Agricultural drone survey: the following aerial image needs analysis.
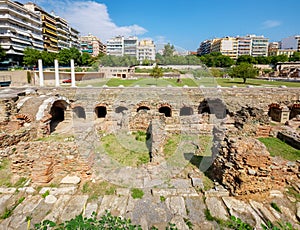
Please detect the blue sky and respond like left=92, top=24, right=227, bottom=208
left=20, top=0, right=299, bottom=51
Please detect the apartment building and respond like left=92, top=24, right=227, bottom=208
left=211, top=37, right=238, bottom=59
left=197, top=40, right=213, bottom=56
left=106, top=36, right=124, bottom=56
left=80, top=34, right=106, bottom=57
left=237, top=36, right=251, bottom=56
left=69, top=27, right=80, bottom=49
left=124, top=36, right=138, bottom=57
left=247, top=35, right=269, bottom=57
left=0, top=0, right=43, bottom=64
left=55, top=16, right=69, bottom=50
left=281, top=35, right=300, bottom=52
left=137, top=39, right=156, bottom=61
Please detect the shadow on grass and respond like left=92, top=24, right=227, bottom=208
left=225, top=81, right=261, bottom=86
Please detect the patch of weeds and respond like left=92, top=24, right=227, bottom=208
left=271, top=202, right=282, bottom=213
left=0, top=158, right=12, bottom=187
left=42, top=190, right=50, bottom=198
left=1, top=196, right=25, bottom=219
left=49, top=182, right=59, bottom=188
left=13, top=177, right=27, bottom=188
left=163, top=134, right=181, bottom=159
left=81, top=181, right=118, bottom=201
left=160, top=196, right=166, bottom=202
left=285, top=186, right=300, bottom=202
left=183, top=218, right=193, bottom=229
left=133, top=131, right=147, bottom=142
left=261, top=221, right=294, bottom=230
left=204, top=208, right=214, bottom=221
left=131, top=188, right=144, bottom=199
left=202, top=175, right=214, bottom=191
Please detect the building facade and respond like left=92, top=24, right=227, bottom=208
left=248, top=35, right=269, bottom=57
left=211, top=37, right=238, bottom=59
left=197, top=40, right=213, bottom=56
left=281, top=35, right=300, bottom=52
left=106, top=36, right=124, bottom=56
left=237, top=37, right=251, bottom=56
left=124, top=36, right=137, bottom=57
left=137, top=39, right=155, bottom=61
left=80, top=34, right=106, bottom=57
left=0, top=0, right=43, bottom=64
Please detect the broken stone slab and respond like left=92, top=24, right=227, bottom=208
left=205, top=197, right=228, bottom=220
left=222, top=197, right=265, bottom=229
left=176, top=188, right=199, bottom=197
left=205, top=189, right=229, bottom=197
left=170, top=215, right=189, bottom=230
left=250, top=200, right=277, bottom=223
left=165, top=196, right=187, bottom=217
left=43, top=195, right=72, bottom=222
left=60, top=195, right=88, bottom=222
left=151, top=188, right=177, bottom=197
left=191, top=177, right=204, bottom=189
left=269, top=190, right=284, bottom=198
left=115, top=188, right=130, bottom=196
left=0, top=194, right=12, bottom=214
left=18, top=187, right=36, bottom=194
left=170, top=179, right=192, bottom=189
left=39, top=186, right=77, bottom=195
left=97, top=195, right=129, bottom=218
left=0, top=187, right=16, bottom=194
left=45, top=195, right=57, bottom=204
left=60, top=175, right=81, bottom=185
left=143, top=178, right=164, bottom=188
left=84, top=202, right=98, bottom=218
left=185, top=197, right=207, bottom=224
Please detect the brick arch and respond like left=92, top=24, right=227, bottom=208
left=49, top=99, right=69, bottom=132
left=95, top=103, right=108, bottom=118
left=198, top=99, right=227, bottom=119
left=158, top=103, right=172, bottom=117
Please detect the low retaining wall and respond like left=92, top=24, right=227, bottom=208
left=277, top=131, right=300, bottom=150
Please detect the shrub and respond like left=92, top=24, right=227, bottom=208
left=131, top=188, right=144, bottom=199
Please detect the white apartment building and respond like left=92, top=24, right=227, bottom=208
left=106, top=36, right=124, bottom=56
left=124, top=36, right=138, bottom=57
left=247, top=35, right=269, bottom=57
left=0, top=0, right=43, bottom=64
left=237, top=37, right=251, bottom=56
left=137, top=39, right=155, bottom=61
left=55, top=16, right=69, bottom=50
left=281, top=35, right=300, bottom=51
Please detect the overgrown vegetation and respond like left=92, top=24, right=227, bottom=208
left=271, top=202, right=282, bottom=213
left=101, top=134, right=149, bottom=167
left=33, top=211, right=142, bottom=230
left=261, top=221, right=295, bottom=230
left=131, top=188, right=144, bottom=199
left=1, top=196, right=25, bottom=219
left=81, top=181, right=118, bottom=201
left=258, top=138, right=300, bottom=161
left=163, top=134, right=181, bottom=159
left=0, top=158, right=12, bottom=187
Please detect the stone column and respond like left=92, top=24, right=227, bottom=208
left=38, top=59, right=44, bottom=87
left=70, top=59, right=76, bottom=87
left=54, top=59, right=60, bottom=87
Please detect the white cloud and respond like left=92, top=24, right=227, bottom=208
left=262, top=20, right=282, bottom=29
left=20, top=0, right=147, bottom=42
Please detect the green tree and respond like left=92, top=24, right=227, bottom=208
left=81, top=52, right=93, bottom=66
left=150, top=64, right=163, bottom=84
left=236, top=55, right=257, bottom=65
left=41, top=51, right=57, bottom=67
left=289, top=52, right=300, bottom=62
left=23, top=48, right=41, bottom=66
left=230, top=62, right=258, bottom=83
left=0, top=45, right=6, bottom=61
left=270, top=54, right=289, bottom=65
left=163, top=43, right=175, bottom=57
left=58, top=48, right=81, bottom=66
left=254, top=56, right=271, bottom=64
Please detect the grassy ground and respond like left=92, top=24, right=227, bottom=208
left=77, top=77, right=300, bottom=88
left=0, top=159, right=12, bottom=187
left=100, top=134, right=149, bottom=167
left=81, top=180, right=118, bottom=201
left=258, top=137, right=300, bottom=161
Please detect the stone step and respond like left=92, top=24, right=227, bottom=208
left=60, top=195, right=89, bottom=222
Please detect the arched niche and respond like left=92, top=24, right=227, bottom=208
left=50, top=100, right=68, bottom=132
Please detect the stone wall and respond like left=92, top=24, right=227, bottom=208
left=277, top=131, right=300, bottom=150
left=212, top=137, right=299, bottom=196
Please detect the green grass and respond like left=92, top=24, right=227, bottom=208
left=77, top=77, right=300, bottom=88
left=0, top=159, right=12, bottom=187
left=258, top=137, right=300, bottom=161
left=35, top=134, right=75, bottom=142
left=101, top=134, right=149, bottom=167
left=163, top=134, right=181, bottom=159
left=81, top=181, right=118, bottom=201
left=131, top=188, right=144, bottom=199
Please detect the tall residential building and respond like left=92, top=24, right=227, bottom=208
left=24, top=2, right=80, bottom=52
left=247, top=35, right=269, bottom=57
left=0, top=0, right=43, bottom=64
left=197, top=40, right=213, bottom=56
left=137, top=39, right=156, bottom=61
left=106, top=36, right=124, bottom=56
left=124, top=36, right=137, bottom=57
left=211, top=37, right=238, bottom=59
left=281, top=35, right=300, bottom=51
left=80, top=34, right=106, bottom=57
left=237, top=37, right=251, bottom=56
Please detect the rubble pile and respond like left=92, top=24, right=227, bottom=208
left=212, top=137, right=299, bottom=195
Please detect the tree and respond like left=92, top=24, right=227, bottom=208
left=23, top=48, right=41, bottom=66
left=230, top=62, right=258, bottom=83
left=289, top=52, right=300, bottom=62
left=80, top=52, right=93, bottom=66
left=149, top=64, right=163, bottom=84
left=163, top=43, right=175, bottom=57
left=58, top=48, right=81, bottom=66
left=0, top=45, right=6, bottom=62
left=270, top=54, right=289, bottom=65
left=236, top=55, right=257, bottom=65
left=41, top=51, right=57, bottom=67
